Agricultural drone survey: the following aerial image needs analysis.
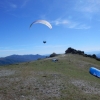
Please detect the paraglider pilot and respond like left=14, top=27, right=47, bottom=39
left=43, top=41, right=46, bottom=44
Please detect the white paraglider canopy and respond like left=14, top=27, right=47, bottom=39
left=30, top=20, right=52, bottom=29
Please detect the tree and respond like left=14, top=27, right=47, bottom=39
left=92, top=54, right=97, bottom=58
left=49, top=52, right=57, bottom=57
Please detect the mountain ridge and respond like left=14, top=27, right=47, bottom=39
left=0, top=54, right=47, bottom=66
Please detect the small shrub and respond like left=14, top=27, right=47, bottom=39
left=49, top=52, right=57, bottom=57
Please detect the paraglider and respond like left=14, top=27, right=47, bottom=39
left=29, top=20, right=52, bottom=43
left=30, top=20, right=52, bottom=29
left=89, top=67, right=100, bottom=78
left=43, top=41, right=46, bottom=44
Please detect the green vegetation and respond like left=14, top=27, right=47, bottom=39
left=0, top=54, right=100, bottom=100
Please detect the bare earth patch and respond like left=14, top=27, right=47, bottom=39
left=0, top=69, right=16, bottom=77
left=71, top=79, right=100, bottom=94
left=0, top=71, right=67, bottom=100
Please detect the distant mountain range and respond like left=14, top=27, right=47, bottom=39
left=0, top=50, right=100, bottom=66
left=96, top=54, right=100, bottom=58
left=85, top=51, right=100, bottom=58
left=0, top=54, right=47, bottom=66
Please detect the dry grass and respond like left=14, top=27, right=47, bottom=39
left=0, top=54, right=100, bottom=100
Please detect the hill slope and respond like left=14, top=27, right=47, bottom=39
left=0, top=54, right=100, bottom=100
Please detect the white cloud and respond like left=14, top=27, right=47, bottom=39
left=21, top=0, right=30, bottom=8
left=75, top=0, right=100, bottom=13
left=73, top=24, right=91, bottom=29
left=0, top=1, right=17, bottom=11
left=9, top=3, right=17, bottom=8
left=52, top=18, right=69, bottom=25
left=0, top=0, right=30, bottom=11
left=52, top=18, right=90, bottom=29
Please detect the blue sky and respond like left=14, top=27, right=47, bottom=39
left=0, top=0, right=100, bottom=57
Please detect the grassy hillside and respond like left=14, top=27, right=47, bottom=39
left=0, top=54, right=100, bottom=100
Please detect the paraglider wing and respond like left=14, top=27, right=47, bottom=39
left=30, top=20, right=52, bottom=29
left=89, top=67, right=100, bottom=78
